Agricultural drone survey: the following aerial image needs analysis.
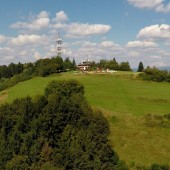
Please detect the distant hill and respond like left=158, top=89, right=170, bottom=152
left=133, top=66, right=170, bottom=72
left=159, top=66, right=170, bottom=70
left=132, top=68, right=138, bottom=72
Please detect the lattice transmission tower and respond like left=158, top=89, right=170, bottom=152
left=56, top=33, right=62, bottom=56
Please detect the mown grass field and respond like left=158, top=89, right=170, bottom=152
left=0, top=72, right=170, bottom=167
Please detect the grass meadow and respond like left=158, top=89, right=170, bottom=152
left=0, top=72, right=170, bottom=167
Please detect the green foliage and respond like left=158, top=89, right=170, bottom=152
left=151, top=164, right=169, bottom=170
left=145, top=113, right=170, bottom=128
left=45, top=79, right=84, bottom=97
left=52, top=56, right=64, bottom=71
left=96, top=58, right=132, bottom=71
left=54, top=121, right=118, bottom=169
left=0, top=65, right=11, bottom=78
left=138, top=61, right=144, bottom=72
left=34, top=56, right=76, bottom=77
left=0, top=56, right=78, bottom=92
left=72, top=58, right=77, bottom=70
left=35, top=58, right=58, bottom=77
left=5, top=155, right=30, bottom=170
left=63, top=57, right=73, bottom=71
left=107, top=59, right=119, bottom=70
left=116, top=160, right=129, bottom=170
left=1, top=73, right=170, bottom=167
left=0, top=79, right=119, bottom=169
left=119, top=62, right=131, bottom=71
left=0, top=71, right=32, bottom=92
left=0, top=62, right=24, bottom=79
left=138, top=66, right=170, bottom=82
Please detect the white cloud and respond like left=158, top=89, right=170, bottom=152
left=137, top=24, right=170, bottom=40
left=50, top=11, right=111, bottom=38
left=156, top=3, right=170, bottom=13
left=52, top=22, right=111, bottom=38
left=0, top=35, right=6, bottom=43
left=1, top=10, right=170, bottom=68
left=126, top=40, right=158, bottom=48
left=68, top=40, right=126, bottom=62
left=11, top=34, right=43, bottom=46
left=128, top=0, right=163, bottom=8
left=80, top=41, right=97, bottom=47
left=10, top=11, right=50, bottom=31
left=100, top=41, right=116, bottom=48
left=52, top=23, right=67, bottom=29
left=0, top=47, right=15, bottom=64
left=0, top=47, right=13, bottom=53
left=37, top=11, right=49, bottom=18
left=55, top=11, right=68, bottom=22
left=127, top=0, right=170, bottom=13
left=127, top=50, right=140, bottom=57
left=1, top=11, right=113, bottom=65
left=34, top=51, right=41, bottom=60
left=150, top=61, right=166, bottom=67
left=65, top=23, right=111, bottom=38
left=150, top=55, right=162, bottom=59
left=0, top=55, right=15, bottom=65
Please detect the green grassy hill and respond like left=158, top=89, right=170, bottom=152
left=0, top=72, right=170, bottom=167
left=3, top=72, right=170, bottom=115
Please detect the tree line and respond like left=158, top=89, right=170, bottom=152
left=0, top=56, right=76, bottom=79
left=137, top=61, right=170, bottom=82
left=0, top=57, right=133, bottom=92
left=0, top=62, right=24, bottom=79
left=89, top=58, right=132, bottom=71
left=0, top=56, right=76, bottom=91
left=138, top=66, right=170, bottom=82
left=0, top=57, right=132, bottom=80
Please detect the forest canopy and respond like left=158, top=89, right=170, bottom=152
left=0, top=79, right=120, bottom=170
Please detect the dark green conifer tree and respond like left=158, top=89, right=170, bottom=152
left=137, top=61, right=144, bottom=72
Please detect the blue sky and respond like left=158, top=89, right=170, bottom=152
left=1, top=0, right=170, bottom=68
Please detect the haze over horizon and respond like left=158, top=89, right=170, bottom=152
left=1, top=0, right=170, bottom=68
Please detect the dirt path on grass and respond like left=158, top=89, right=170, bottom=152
left=0, top=90, right=8, bottom=103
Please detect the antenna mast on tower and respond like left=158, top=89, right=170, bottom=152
left=56, top=33, right=62, bottom=56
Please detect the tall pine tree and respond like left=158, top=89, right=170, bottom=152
left=137, top=61, right=144, bottom=72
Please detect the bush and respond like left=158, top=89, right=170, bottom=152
left=5, top=155, right=30, bottom=170
left=45, top=79, right=84, bottom=97
left=151, top=163, right=169, bottom=170
left=0, top=72, right=32, bottom=92
left=138, top=67, right=170, bottom=82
